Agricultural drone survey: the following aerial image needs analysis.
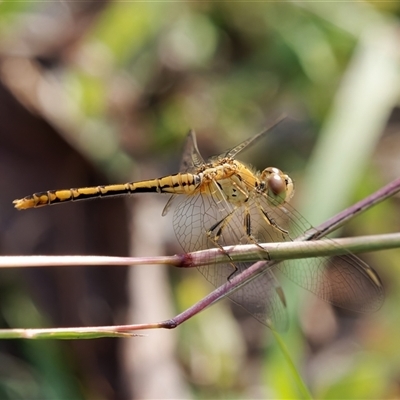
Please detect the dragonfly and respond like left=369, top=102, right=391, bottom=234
left=13, top=119, right=384, bottom=331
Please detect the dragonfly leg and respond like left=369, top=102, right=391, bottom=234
left=244, top=209, right=269, bottom=249
left=260, top=208, right=288, bottom=238
left=207, top=212, right=238, bottom=281
left=242, top=208, right=272, bottom=268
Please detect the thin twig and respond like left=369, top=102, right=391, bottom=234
left=1, top=232, right=399, bottom=269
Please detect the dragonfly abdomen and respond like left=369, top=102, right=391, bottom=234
left=13, top=173, right=202, bottom=209
left=155, top=173, right=201, bottom=195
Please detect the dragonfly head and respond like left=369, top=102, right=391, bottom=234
left=260, top=167, right=294, bottom=205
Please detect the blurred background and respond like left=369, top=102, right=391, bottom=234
left=1, top=1, right=400, bottom=399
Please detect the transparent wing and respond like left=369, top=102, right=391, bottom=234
left=180, top=129, right=205, bottom=171
left=228, top=269, right=288, bottom=331
left=172, top=184, right=288, bottom=331
left=251, top=193, right=385, bottom=313
left=172, top=180, right=384, bottom=329
left=224, top=116, right=286, bottom=159
left=162, top=130, right=205, bottom=217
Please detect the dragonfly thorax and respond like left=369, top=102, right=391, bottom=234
left=198, top=159, right=250, bottom=204
left=203, top=158, right=240, bottom=177
left=259, top=167, right=294, bottom=206
left=216, top=174, right=251, bottom=205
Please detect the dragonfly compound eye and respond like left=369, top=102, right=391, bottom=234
left=261, top=167, right=293, bottom=205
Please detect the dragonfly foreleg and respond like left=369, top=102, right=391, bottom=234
left=260, top=208, right=288, bottom=238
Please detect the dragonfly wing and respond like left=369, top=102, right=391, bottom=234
left=162, top=194, right=177, bottom=216
left=162, top=130, right=205, bottom=217
left=172, top=189, right=224, bottom=253
left=180, top=129, right=205, bottom=171
left=253, top=195, right=385, bottom=313
left=172, top=187, right=288, bottom=329
left=277, top=254, right=384, bottom=313
left=224, top=116, right=286, bottom=159
left=220, top=268, right=288, bottom=331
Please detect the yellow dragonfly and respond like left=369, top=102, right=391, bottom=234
left=13, top=120, right=384, bottom=330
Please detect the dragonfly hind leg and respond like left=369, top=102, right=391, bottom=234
left=207, top=208, right=271, bottom=282
left=243, top=208, right=273, bottom=266
left=244, top=209, right=266, bottom=248
left=206, top=212, right=239, bottom=281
